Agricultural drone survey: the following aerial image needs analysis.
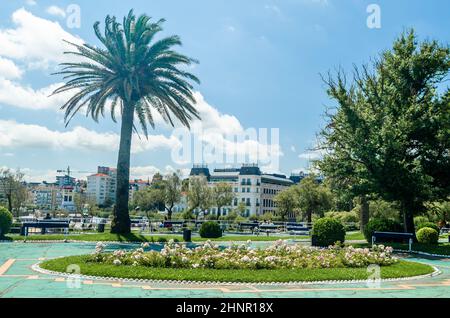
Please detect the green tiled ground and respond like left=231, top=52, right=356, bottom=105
left=0, top=242, right=449, bottom=298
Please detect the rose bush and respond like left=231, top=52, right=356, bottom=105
left=89, top=239, right=397, bottom=270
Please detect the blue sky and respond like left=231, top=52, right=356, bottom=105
left=0, top=0, right=449, bottom=182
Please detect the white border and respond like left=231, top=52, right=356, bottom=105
left=31, top=262, right=441, bottom=287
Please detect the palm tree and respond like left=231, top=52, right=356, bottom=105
left=52, top=10, right=200, bottom=234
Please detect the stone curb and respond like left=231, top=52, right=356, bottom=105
left=31, top=261, right=441, bottom=287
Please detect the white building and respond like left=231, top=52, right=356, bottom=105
left=87, top=167, right=117, bottom=206
left=189, top=164, right=294, bottom=217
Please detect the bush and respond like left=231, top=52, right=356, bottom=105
left=416, top=227, right=439, bottom=245
left=363, top=218, right=402, bottom=242
left=416, top=222, right=440, bottom=234
left=199, top=221, right=222, bottom=238
left=312, top=217, right=346, bottom=247
left=0, top=207, right=13, bottom=237
left=414, top=216, right=429, bottom=227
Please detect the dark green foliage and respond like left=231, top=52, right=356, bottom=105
left=416, top=222, right=440, bottom=234
left=0, top=207, right=13, bottom=237
left=364, top=218, right=403, bottom=242
left=199, top=221, right=222, bottom=238
left=416, top=227, right=439, bottom=245
left=312, top=217, right=346, bottom=247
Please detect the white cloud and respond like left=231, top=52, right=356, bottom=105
left=290, top=145, right=296, bottom=152
left=26, top=0, right=37, bottom=6
left=0, top=8, right=83, bottom=70
left=298, top=149, right=325, bottom=160
left=0, top=120, right=180, bottom=154
left=0, top=79, right=70, bottom=110
left=0, top=57, right=23, bottom=79
left=46, top=6, right=66, bottom=18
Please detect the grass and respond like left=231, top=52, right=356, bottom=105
left=7, top=233, right=308, bottom=243
left=351, top=242, right=450, bottom=256
left=40, top=255, right=433, bottom=283
left=345, top=232, right=366, bottom=241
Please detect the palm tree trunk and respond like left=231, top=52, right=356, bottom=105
left=111, top=102, right=134, bottom=234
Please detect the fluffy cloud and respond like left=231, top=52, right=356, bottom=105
left=46, top=6, right=66, bottom=18
left=0, top=57, right=23, bottom=79
left=0, top=79, right=70, bottom=110
left=0, top=8, right=83, bottom=69
left=0, top=120, right=180, bottom=154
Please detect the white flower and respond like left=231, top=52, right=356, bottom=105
left=113, top=259, right=122, bottom=266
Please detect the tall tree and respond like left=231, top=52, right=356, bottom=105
left=187, top=176, right=212, bottom=218
left=52, top=10, right=200, bottom=234
left=162, top=172, right=182, bottom=220
left=0, top=169, right=25, bottom=216
left=296, top=175, right=333, bottom=223
left=212, top=183, right=234, bottom=218
left=274, top=187, right=298, bottom=221
left=318, top=30, right=450, bottom=235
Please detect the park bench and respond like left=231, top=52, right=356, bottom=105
left=162, top=221, right=186, bottom=230
left=286, top=223, right=310, bottom=235
left=238, top=222, right=259, bottom=233
left=21, top=220, right=70, bottom=236
left=372, top=231, right=414, bottom=252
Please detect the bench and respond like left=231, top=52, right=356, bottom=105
left=21, top=221, right=70, bottom=236
left=372, top=231, right=414, bottom=252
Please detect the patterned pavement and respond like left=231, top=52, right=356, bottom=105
left=0, top=242, right=449, bottom=298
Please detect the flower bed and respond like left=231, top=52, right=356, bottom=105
left=90, top=239, right=397, bottom=270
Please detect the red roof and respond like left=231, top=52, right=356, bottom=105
left=90, top=173, right=108, bottom=177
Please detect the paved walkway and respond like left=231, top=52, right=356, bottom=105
left=0, top=242, right=449, bottom=298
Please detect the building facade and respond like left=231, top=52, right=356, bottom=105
left=87, top=167, right=117, bottom=206
left=189, top=164, right=294, bottom=217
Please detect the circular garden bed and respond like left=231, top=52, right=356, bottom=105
left=39, top=240, right=435, bottom=283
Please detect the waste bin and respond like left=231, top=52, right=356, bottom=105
left=97, top=223, right=105, bottom=233
left=183, top=229, right=192, bottom=242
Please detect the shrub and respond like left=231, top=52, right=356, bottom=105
left=364, top=218, right=402, bottom=242
left=199, top=221, right=222, bottom=238
left=414, top=216, right=429, bottom=227
left=0, top=207, right=13, bottom=237
left=416, top=227, right=439, bottom=245
left=416, top=222, right=440, bottom=234
left=312, top=217, right=345, bottom=247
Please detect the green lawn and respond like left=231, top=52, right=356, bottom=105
left=351, top=242, right=450, bottom=256
left=7, top=233, right=308, bottom=243
left=40, top=255, right=433, bottom=283
left=345, top=232, right=366, bottom=241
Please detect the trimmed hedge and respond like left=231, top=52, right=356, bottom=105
left=199, top=221, right=222, bottom=238
left=363, top=218, right=402, bottom=242
left=0, top=207, right=13, bottom=237
left=312, top=217, right=345, bottom=247
left=416, top=222, right=440, bottom=234
left=416, top=227, right=439, bottom=245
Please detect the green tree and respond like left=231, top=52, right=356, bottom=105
left=318, top=30, right=450, bottom=236
left=187, top=176, right=212, bottom=218
left=296, top=176, right=333, bottom=223
left=212, top=183, right=235, bottom=218
left=52, top=10, right=200, bottom=234
left=162, top=172, right=182, bottom=220
left=132, top=187, right=164, bottom=213
left=274, top=187, right=298, bottom=221
left=0, top=169, right=26, bottom=217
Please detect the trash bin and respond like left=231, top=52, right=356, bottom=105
left=97, top=223, right=105, bottom=233
left=311, top=235, right=319, bottom=247
left=183, top=229, right=192, bottom=242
